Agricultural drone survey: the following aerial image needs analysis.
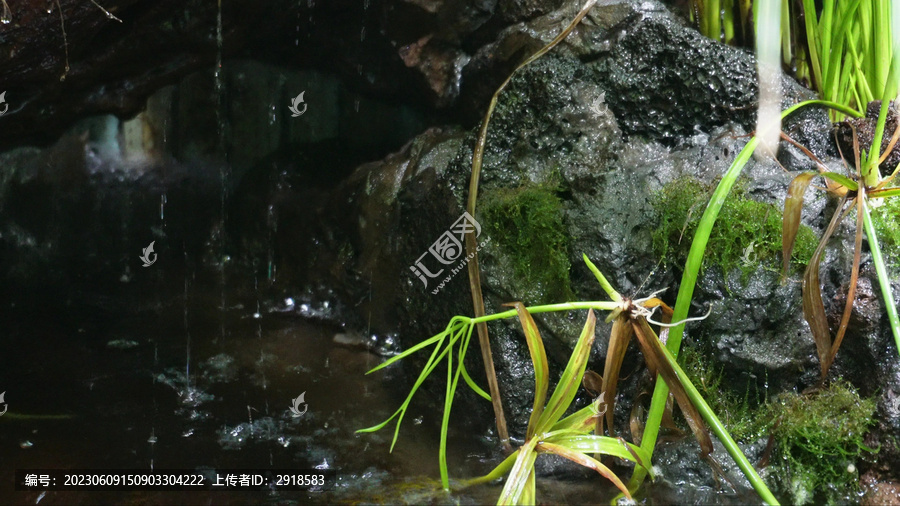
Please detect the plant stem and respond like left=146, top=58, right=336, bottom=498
left=468, top=301, right=619, bottom=326
left=653, top=332, right=780, bottom=505
left=861, top=197, right=900, bottom=356
left=464, top=0, right=599, bottom=450
left=627, top=101, right=849, bottom=500
left=627, top=133, right=759, bottom=493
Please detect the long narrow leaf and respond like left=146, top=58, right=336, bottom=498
left=783, top=171, right=818, bottom=276
left=583, top=253, right=623, bottom=302
left=507, top=302, right=550, bottom=439
left=826, top=192, right=865, bottom=370
left=861, top=197, right=900, bottom=359
left=535, top=310, right=597, bottom=432
left=631, top=317, right=714, bottom=457
left=464, top=450, right=520, bottom=486
left=536, top=442, right=632, bottom=500
left=802, top=196, right=851, bottom=378
left=821, top=171, right=859, bottom=191
left=497, top=438, right=540, bottom=505
left=541, top=433, right=653, bottom=474
left=599, top=314, right=633, bottom=436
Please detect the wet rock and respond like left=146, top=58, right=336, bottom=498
left=293, top=2, right=900, bottom=492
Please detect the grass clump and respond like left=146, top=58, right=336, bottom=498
left=651, top=176, right=817, bottom=280
left=766, top=381, right=878, bottom=505
left=482, top=184, right=574, bottom=304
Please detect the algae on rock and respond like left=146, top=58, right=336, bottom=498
left=481, top=183, right=574, bottom=305
left=651, top=176, right=818, bottom=281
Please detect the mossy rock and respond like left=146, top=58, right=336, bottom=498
left=651, top=176, right=818, bottom=282
left=481, top=183, right=574, bottom=305
left=766, top=381, right=878, bottom=505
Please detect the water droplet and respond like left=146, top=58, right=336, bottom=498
left=19, top=440, right=33, bottom=449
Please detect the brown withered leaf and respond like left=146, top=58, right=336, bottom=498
left=599, top=314, right=633, bottom=436
left=826, top=193, right=865, bottom=370
left=783, top=171, right=818, bottom=276
left=631, top=317, right=713, bottom=457
left=802, top=195, right=851, bottom=378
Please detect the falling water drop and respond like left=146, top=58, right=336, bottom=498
left=360, top=27, right=366, bottom=42
left=354, top=97, right=360, bottom=113
left=184, top=255, right=192, bottom=394
left=159, top=193, right=167, bottom=220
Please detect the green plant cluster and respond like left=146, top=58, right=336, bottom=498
left=651, top=176, right=817, bottom=280
left=482, top=184, right=574, bottom=304
left=767, top=381, right=878, bottom=505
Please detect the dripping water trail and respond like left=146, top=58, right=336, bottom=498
left=53, top=0, right=69, bottom=80
left=214, top=0, right=231, bottom=343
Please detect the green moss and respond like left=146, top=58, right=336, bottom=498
left=482, top=184, right=574, bottom=304
left=766, top=381, right=878, bottom=505
left=651, top=177, right=818, bottom=281
left=871, top=195, right=900, bottom=261
left=678, top=347, right=764, bottom=441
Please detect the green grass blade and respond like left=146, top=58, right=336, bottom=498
left=536, top=442, right=632, bottom=500
left=507, top=302, right=550, bottom=440
left=534, top=310, right=597, bottom=432
left=365, top=320, right=464, bottom=374
left=582, top=254, right=622, bottom=302
left=497, top=438, right=540, bottom=505
left=439, top=335, right=454, bottom=489
left=541, top=433, right=653, bottom=474
left=821, top=171, right=860, bottom=190
left=464, top=450, right=520, bottom=486
left=550, top=404, right=597, bottom=433
left=873, top=188, right=900, bottom=198
left=861, top=197, right=900, bottom=357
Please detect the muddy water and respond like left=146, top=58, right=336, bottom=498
left=0, top=264, right=510, bottom=505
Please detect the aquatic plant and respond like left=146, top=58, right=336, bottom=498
left=464, top=304, right=649, bottom=504
left=359, top=255, right=779, bottom=504
left=690, top=0, right=898, bottom=124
